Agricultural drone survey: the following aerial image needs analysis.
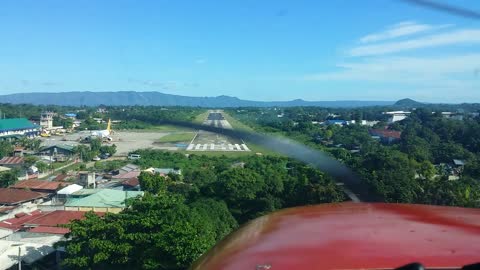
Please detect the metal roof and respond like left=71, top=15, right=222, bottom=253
left=0, top=118, right=38, bottom=132
left=39, top=144, right=76, bottom=153
left=0, top=156, right=24, bottom=165
left=11, top=180, right=69, bottom=191
left=0, top=189, right=48, bottom=205
left=65, top=189, right=143, bottom=208
left=453, top=159, right=466, bottom=166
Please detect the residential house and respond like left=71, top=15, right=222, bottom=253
left=369, top=129, right=402, bottom=144
left=0, top=188, right=49, bottom=206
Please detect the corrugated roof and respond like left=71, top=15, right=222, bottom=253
left=0, top=210, right=104, bottom=234
left=25, top=210, right=102, bottom=227
left=0, top=210, right=43, bottom=230
left=65, top=189, right=143, bottom=208
left=0, top=188, right=48, bottom=205
left=0, top=157, right=24, bottom=165
left=28, top=226, right=70, bottom=235
left=0, top=118, right=38, bottom=132
left=11, top=180, right=69, bottom=191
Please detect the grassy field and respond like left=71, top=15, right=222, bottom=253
left=158, top=132, right=196, bottom=143
left=222, top=112, right=283, bottom=156
left=193, top=111, right=209, bottom=124
left=222, top=112, right=254, bottom=131
left=146, top=125, right=194, bottom=132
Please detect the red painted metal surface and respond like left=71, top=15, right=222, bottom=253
left=191, top=203, right=480, bottom=270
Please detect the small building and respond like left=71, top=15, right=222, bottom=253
left=78, top=171, right=96, bottom=188
left=121, top=177, right=140, bottom=191
left=64, top=113, right=77, bottom=119
left=369, top=129, right=402, bottom=144
left=10, top=180, right=69, bottom=194
left=0, top=156, right=24, bottom=169
left=64, top=189, right=144, bottom=213
left=0, top=188, right=49, bottom=206
left=13, top=146, right=24, bottom=157
left=0, top=118, right=41, bottom=141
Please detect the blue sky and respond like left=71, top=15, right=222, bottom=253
left=1, top=0, right=480, bottom=102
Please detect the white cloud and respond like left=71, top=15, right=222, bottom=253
left=302, top=54, right=480, bottom=86
left=359, top=21, right=448, bottom=43
left=349, top=29, right=480, bottom=56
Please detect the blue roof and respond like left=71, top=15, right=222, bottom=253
left=65, top=113, right=77, bottom=117
left=325, top=120, right=347, bottom=124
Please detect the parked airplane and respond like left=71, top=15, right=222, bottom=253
left=90, top=119, right=113, bottom=141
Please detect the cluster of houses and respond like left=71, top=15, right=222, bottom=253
left=0, top=161, right=180, bottom=269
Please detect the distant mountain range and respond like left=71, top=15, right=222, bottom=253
left=0, top=91, right=396, bottom=107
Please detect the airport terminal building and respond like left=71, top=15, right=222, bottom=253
left=0, top=118, right=41, bottom=141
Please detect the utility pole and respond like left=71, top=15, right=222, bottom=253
left=18, top=246, right=21, bottom=270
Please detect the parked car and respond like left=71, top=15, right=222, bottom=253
left=128, top=154, right=141, bottom=160
left=92, top=156, right=101, bottom=161
left=100, top=153, right=110, bottom=159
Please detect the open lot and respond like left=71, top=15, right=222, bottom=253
left=40, top=130, right=187, bottom=156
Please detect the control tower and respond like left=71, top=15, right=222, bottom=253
left=40, top=112, right=55, bottom=129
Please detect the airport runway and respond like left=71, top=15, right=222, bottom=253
left=187, top=110, right=250, bottom=152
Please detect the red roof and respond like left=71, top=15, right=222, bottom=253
left=0, top=156, right=24, bottom=165
left=192, top=203, right=480, bottom=270
left=0, top=210, right=43, bottom=230
left=369, top=129, right=402, bottom=139
left=0, top=210, right=104, bottom=233
left=122, top=177, right=139, bottom=187
left=11, top=180, right=69, bottom=191
left=0, top=188, right=48, bottom=205
left=24, top=210, right=99, bottom=227
left=29, top=226, right=70, bottom=235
